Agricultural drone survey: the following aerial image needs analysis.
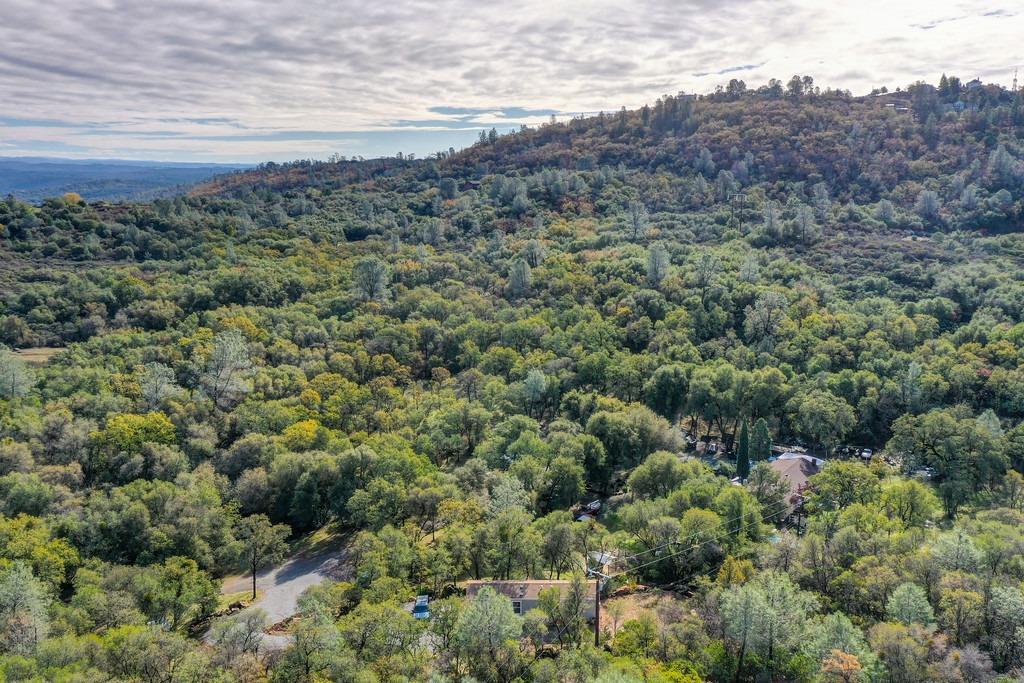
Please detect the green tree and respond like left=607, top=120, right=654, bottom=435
left=721, top=570, right=818, bottom=679
left=139, top=361, right=180, bottom=409
left=201, top=329, right=254, bottom=409
left=455, top=586, right=524, bottom=682
left=274, top=603, right=343, bottom=682
left=153, top=556, right=219, bottom=630
left=745, top=462, right=789, bottom=522
left=736, top=420, right=750, bottom=479
left=351, top=256, right=391, bottom=302
left=914, top=189, right=942, bottom=224
left=938, top=583, right=984, bottom=645
left=791, top=390, right=855, bottom=455
left=868, top=622, right=932, bottom=683
left=642, top=363, right=691, bottom=423
left=0, top=562, right=49, bottom=655
left=646, top=243, right=670, bottom=287
left=0, top=349, right=33, bottom=401
left=987, top=585, right=1024, bottom=670
left=879, top=479, right=940, bottom=529
left=800, top=612, right=878, bottom=680
left=806, top=462, right=881, bottom=513
left=235, top=514, right=290, bottom=600
left=508, top=258, right=532, bottom=298
left=743, top=291, right=789, bottom=348
left=887, top=409, right=1007, bottom=517
left=626, top=200, right=649, bottom=240
left=102, top=625, right=213, bottom=683
left=932, top=528, right=981, bottom=573
left=750, top=417, right=772, bottom=463
left=428, top=596, right=463, bottom=654
left=537, top=576, right=590, bottom=649
left=208, top=608, right=268, bottom=660
left=886, top=582, right=935, bottom=626
left=627, top=451, right=690, bottom=499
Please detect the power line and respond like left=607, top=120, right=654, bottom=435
left=618, top=500, right=792, bottom=577
left=618, top=496, right=792, bottom=562
left=587, top=500, right=793, bottom=647
left=616, top=497, right=793, bottom=565
left=587, top=498, right=794, bottom=584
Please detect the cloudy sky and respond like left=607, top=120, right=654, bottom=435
left=0, top=0, right=1020, bottom=163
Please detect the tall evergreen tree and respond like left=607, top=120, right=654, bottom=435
left=751, top=418, right=772, bottom=463
left=737, top=420, right=751, bottom=479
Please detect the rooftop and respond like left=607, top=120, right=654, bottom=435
left=465, top=579, right=597, bottom=602
left=768, top=455, right=822, bottom=510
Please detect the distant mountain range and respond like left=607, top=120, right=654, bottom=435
left=0, top=157, right=251, bottom=203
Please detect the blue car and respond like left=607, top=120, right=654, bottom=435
left=412, top=595, right=430, bottom=620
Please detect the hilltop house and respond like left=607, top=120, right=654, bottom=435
left=465, top=580, right=597, bottom=618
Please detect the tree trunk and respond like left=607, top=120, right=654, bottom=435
left=734, top=638, right=746, bottom=683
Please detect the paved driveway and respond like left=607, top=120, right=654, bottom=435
left=210, top=546, right=352, bottom=649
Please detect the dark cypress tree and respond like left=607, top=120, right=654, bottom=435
left=751, top=418, right=772, bottom=463
left=737, top=420, right=750, bottom=480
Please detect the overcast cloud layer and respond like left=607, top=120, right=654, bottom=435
left=0, top=0, right=1020, bottom=162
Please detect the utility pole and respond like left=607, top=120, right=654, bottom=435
left=586, top=568, right=610, bottom=647
left=728, top=192, right=747, bottom=230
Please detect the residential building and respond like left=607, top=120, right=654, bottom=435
left=768, top=453, right=823, bottom=517
left=465, top=579, right=597, bottom=618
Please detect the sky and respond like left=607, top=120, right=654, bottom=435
left=0, top=0, right=1021, bottom=163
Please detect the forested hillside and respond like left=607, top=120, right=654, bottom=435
left=1, top=75, right=1024, bottom=682
left=0, top=158, right=250, bottom=203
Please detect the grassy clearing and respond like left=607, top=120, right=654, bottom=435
left=288, top=521, right=350, bottom=556
left=14, top=347, right=63, bottom=365
left=217, top=589, right=263, bottom=611
left=602, top=588, right=687, bottom=638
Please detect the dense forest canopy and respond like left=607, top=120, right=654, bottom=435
left=1, top=75, right=1024, bottom=682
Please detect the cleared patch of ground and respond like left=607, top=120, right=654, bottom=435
left=602, top=588, right=688, bottom=638
left=13, top=347, right=63, bottom=365
left=216, top=589, right=264, bottom=612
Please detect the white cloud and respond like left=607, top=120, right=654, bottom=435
left=0, top=0, right=1019, bottom=161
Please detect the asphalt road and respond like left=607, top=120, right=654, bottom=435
left=212, top=545, right=352, bottom=649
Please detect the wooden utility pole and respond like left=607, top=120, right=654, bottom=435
left=728, top=192, right=747, bottom=231
left=587, top=569, right=609, bottom=647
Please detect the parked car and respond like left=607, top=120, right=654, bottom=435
left=412, top=595, right=430, bottom=620
left=860, top=448, right=873, bottom=460
left=707, top=442, right=718, bottom=455
left=585, top=500, right=602, bottom=512
left=912, top=466, right=935, bottom=481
